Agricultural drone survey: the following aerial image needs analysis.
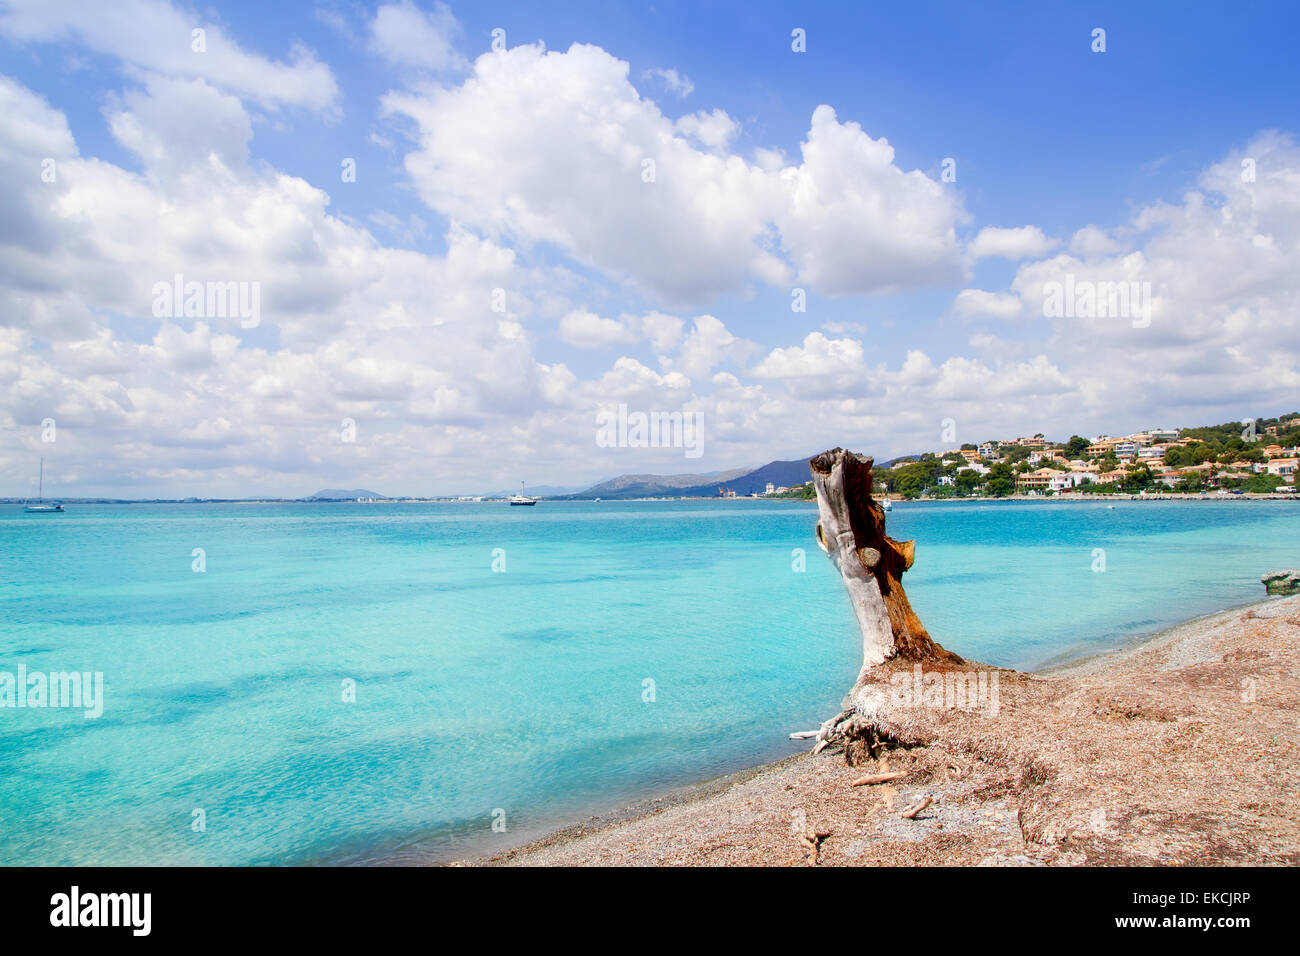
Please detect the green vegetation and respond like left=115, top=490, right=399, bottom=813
left=1180, top=414, right=1300, bottom=454
left=1079, top=480, right=1117, bottom=495
left=1122, top=464, right=1155, bottom=493
left=1222, top=472, right=1291, bottom=494
left=876, top=455, right=945, bottom=499
left=1163, top=441, right=1218, bottom=467
left=954, top=468, right=983, bottom=495
left=1000, top=444, right=1032, bottom=465
left=985, top=462, right=1017, bottom=497
left=771, top=481, right=816, bottom=499
left=769, top=413, right=1298, bottom=501
left=1064, top=435, right=1091, bottom=458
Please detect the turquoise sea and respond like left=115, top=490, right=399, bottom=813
left=1, top=498, right=1296, bottom=865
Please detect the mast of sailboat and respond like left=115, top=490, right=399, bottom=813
left=38, top=456, right=43, bottom=503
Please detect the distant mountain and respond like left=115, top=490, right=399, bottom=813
left=483, top=483, right=588, bottom=498
left=304, top=489, right=384, bottom=500
left=668, top=457, right=817, bottom=497
left=297, top=453, right=842, bottom=502
left=566, top=457, right=817, bottom=499
left=568, top=468, right=752, bottom=499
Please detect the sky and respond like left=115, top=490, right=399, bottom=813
left=1, top=0, right=1298, bottom=497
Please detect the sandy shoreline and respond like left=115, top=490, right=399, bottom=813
left=473, top=592, right=1300, bottom=866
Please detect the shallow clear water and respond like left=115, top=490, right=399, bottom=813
left=1, top=498, right=1295, bottom=865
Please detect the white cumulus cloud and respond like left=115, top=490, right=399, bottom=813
left=968, top=225, right=1058, bottom=260
left=0, top=0, right=338, bottom=111
left=367, top=1, right=466, bottom=72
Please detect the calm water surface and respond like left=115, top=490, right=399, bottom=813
left=1, top=498, right=1295, bottom=864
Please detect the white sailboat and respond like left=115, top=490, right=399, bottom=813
left=24, top=457, right=64, bottom=512
left=509, top=481, right=537, bottom=506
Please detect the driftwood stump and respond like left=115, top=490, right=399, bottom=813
left=809, top=448, right=963, bottom=761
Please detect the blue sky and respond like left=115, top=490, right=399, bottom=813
left=1, top=1, right=1298, bottom=495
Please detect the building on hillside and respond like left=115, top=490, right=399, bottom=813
left=1028, top=449, right=1068, bottom=466
left=1265, top=458, right=1298, bottom=480
left=1178, top=462, right=1221, bottom=487
left=1148, top=428, right=1180, bottom=442
left=978, top=442, right=999, bottom=459
left=1016, top=468, right=1058, bottom=492
left=1049, top=472, right=1089, bottom=492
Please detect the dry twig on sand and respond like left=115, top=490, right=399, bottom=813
left=799, top=827, right=832, bottom=865
left=900, top=796, right=933, bottom=820
left=850, top=771, right=907, bottom=787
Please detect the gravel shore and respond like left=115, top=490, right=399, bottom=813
left=477, top=594, right=1300, bottom=866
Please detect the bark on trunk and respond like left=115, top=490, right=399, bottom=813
left=809, top=448, right=962, bottom=758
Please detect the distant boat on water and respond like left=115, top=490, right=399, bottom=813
left=24, top=457, right=64, bottom=512
left=881, top=497, right=893, bottom=511
left=509, top=481, right=538, bottom=506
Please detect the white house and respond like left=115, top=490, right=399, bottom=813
left=1049, top=472, right=1089, bottom=492
left=1266, top=458, right=1298, bottom=481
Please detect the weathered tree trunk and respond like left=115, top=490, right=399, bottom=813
left=808, top=448, right=962, bottom=759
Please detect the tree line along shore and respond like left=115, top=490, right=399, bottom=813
left=769, top=413, right=1300, bottom=501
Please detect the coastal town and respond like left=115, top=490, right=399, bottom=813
left=770, top=413, right=1300, bottom=499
